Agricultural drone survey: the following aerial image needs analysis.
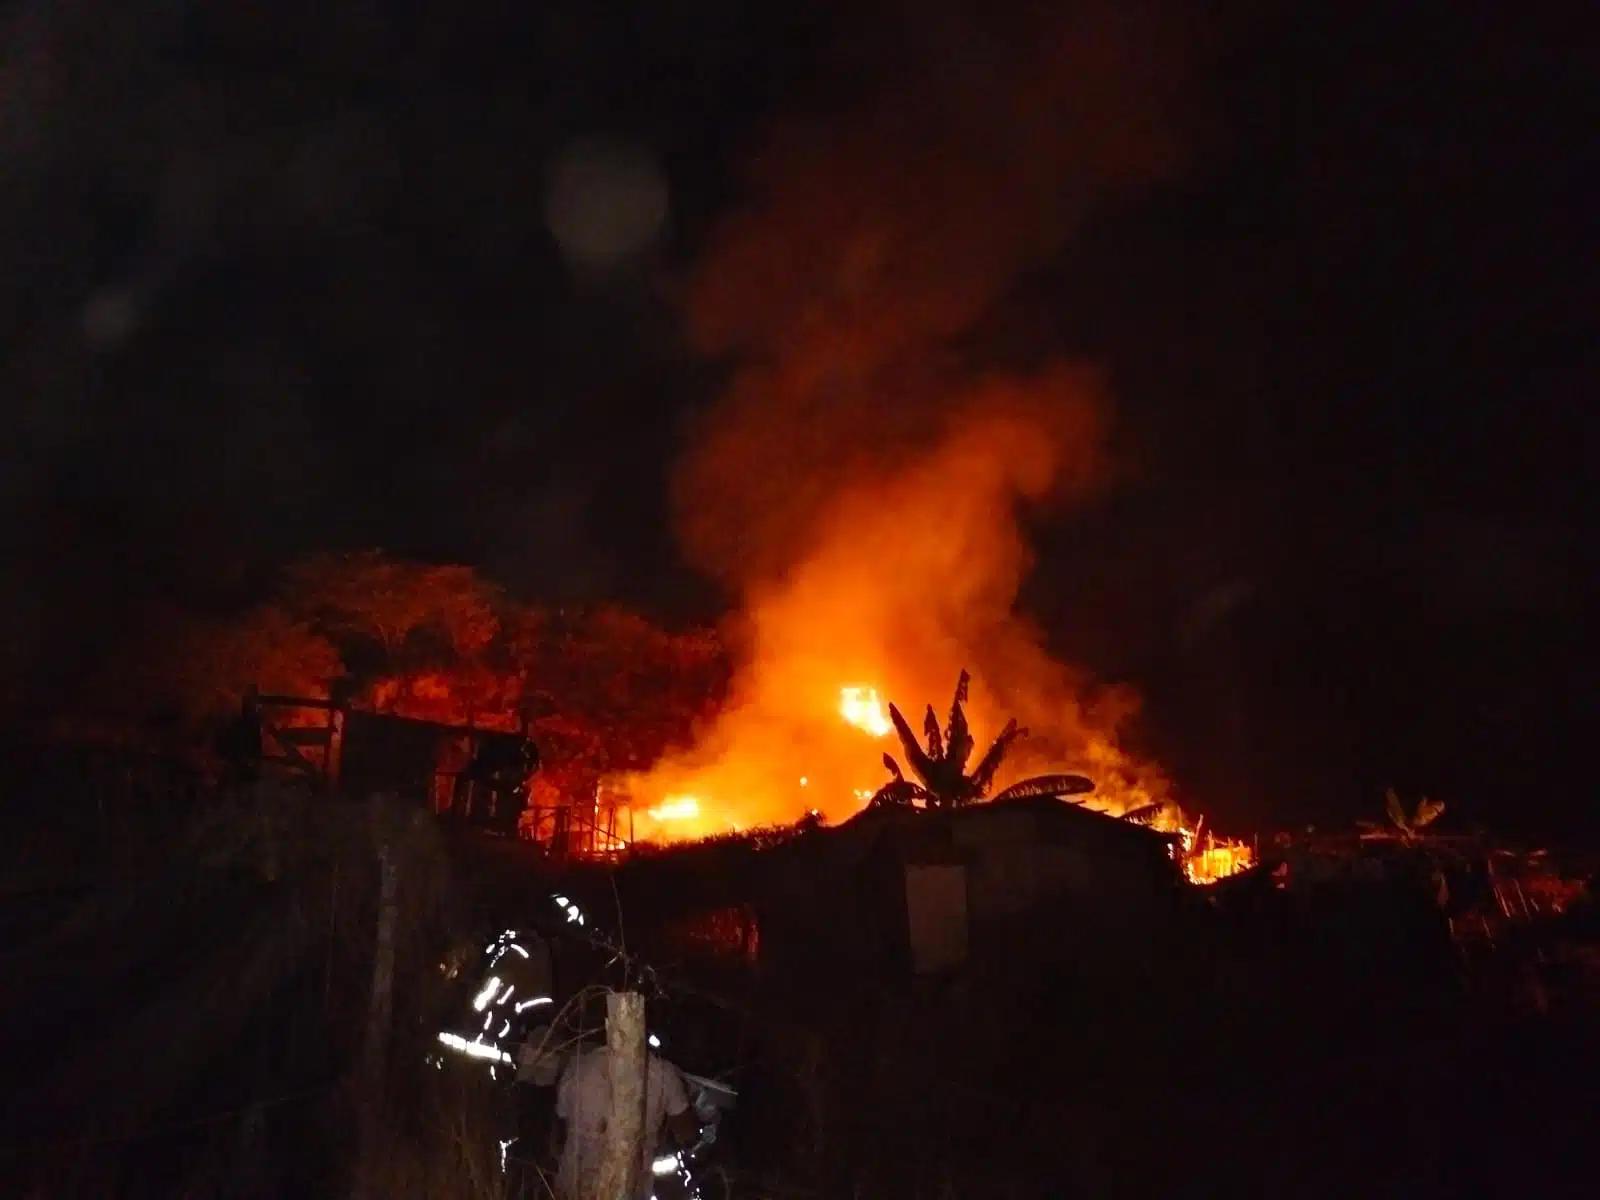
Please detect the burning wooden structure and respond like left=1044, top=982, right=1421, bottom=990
left=237, top=688, right=541, bottom=838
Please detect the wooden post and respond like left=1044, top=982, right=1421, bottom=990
left=592, top=990, right=647, bottom=1200
left=353, top=797, right=400, bottom=1200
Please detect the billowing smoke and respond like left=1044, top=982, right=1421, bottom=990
left=632, top=1, right=1193, bottom=831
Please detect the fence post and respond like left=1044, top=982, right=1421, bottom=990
left=592, top=990, right=647, bottom=1200
left=353, top=795, right=400, bottom=1199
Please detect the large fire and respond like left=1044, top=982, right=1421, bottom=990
left=1164, top=818, right=1257, bottom=886
left=626, top=395, right=1180, bottom=837
left=838, top=687, right=893, bottom=738
left=607, top=390, right=1250, bottom=880
left=628, top=678, right=1253, bottom=885
left=616, top=0, right=1225, bottom=868
left=631, top=682, right=902, bottom=840
left=646, top=796, right=702, bottom=823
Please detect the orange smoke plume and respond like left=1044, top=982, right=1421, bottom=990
left=628, top=2, right=1193, bottom=838
left=631, top=382, right=1168, bottom=834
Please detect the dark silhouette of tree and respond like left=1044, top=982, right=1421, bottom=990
left=869, top=670, right=1094, bottom=809
left=512, top=605, right=726, bottom=798
left=74, top=555, right=728, bottom=801
left=284, top=551, right=501, bottom=673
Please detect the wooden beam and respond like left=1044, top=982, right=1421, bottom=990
left=257, top=694, right=339, bottom=711
left=276, top=727, right=333, bottom=747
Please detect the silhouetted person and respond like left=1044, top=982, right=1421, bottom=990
left=457, top=733, right=539, bottom=835
left=218, top=688, right=263, bottom=790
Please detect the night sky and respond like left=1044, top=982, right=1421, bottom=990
left=1, top=0, right=1593, bottom=836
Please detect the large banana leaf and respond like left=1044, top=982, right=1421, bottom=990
left=944, top=671, right=974, bottom=772
left=1120, top=802, right=1164, bottom=825
left=950, top=669, right=970, bottom=710
left=991, top=774, right=1095, bottom=803
left=868, top=779, right=930, bottom=808
left=888, top=702, right=938, bottom=789
left=1385, top=788, right=1407, bottom=831
left=922, top=705, right=944, bottom=759
left=968, top=718, right=1026, bottom=796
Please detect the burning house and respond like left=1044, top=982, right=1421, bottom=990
left=240, top=688, right=539, bottom=835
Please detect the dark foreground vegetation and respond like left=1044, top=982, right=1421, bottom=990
left=1, top=768, right=1596, bottom=1199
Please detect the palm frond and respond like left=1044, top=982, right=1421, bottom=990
left=1414, top=796, right=1445, bottom=829
left=968, top=719, right=1025, bottom=796
left=944, top=671, right=973, bottom=770
left=882, top=753, right=904, bottom=782
left=888, top=702, right=938, bottom=789
left=991, top=774, right=1095, bottom=803
left=1384, top=787, right=1407, bottom=830
left=922, top=705, right=944, bottom=760
left=1120, top=802, right=1164, bottom=825
left=868, top=779, right=929, bottom=809
left=945, top=700, right=973, bottom=774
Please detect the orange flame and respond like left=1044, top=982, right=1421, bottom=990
left=838, top=687, right=892, bottom=737
left=1152, top=814, right=1256, bottom=885
left=623, top=387, right=1173, bottom=837
left=637, top=5, right=1199, bottom=849
left=645, top=796, right=701, bottom=823
left=1182, top=838, right=1256, bottom=885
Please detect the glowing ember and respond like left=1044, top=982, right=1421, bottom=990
left=646, top=796, right=701, bottom=822
left=838, top=686, right=893, bottom=737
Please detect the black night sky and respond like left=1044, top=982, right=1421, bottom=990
left=0, top=0, right=1593, bottom=837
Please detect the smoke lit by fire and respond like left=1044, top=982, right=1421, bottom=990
left=627, top=3, right=1198, bottom=841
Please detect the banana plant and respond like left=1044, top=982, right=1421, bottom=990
left=867, top=670, right=1095, bottom=809
left=1358, top=788, right=1446, bottom=842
